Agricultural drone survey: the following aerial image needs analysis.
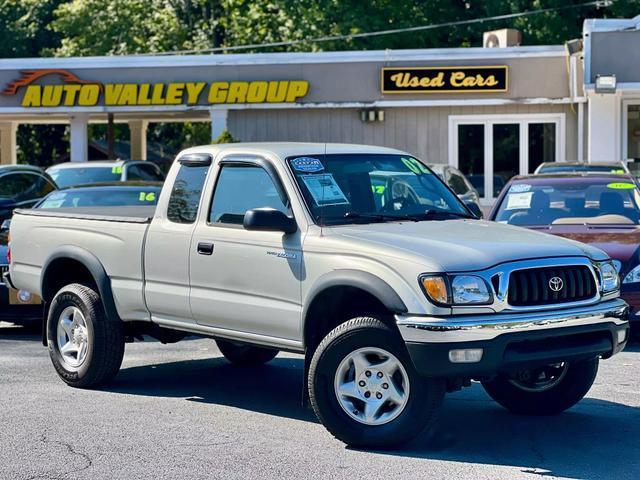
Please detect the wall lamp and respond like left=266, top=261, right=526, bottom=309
left=595, top=74, right=617, bottom=94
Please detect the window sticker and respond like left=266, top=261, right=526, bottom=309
left=112, top=166, right=123, bottom=174
left=301, top=174, right=349, bottom=206
left=607, top=182, right=635, bottom=190
left=505, top=192, right=533, bottom=210
left=509, top=183, right=531, bottom=193
left=401, top=157, right=430, bottom=175
left=138, top=192, right=157, bottom=202
left=371, top=185, right=386, bottom=195
left=291, top=157, right=324, bottom=173
left=42, top=200, right=65, bottom=208
left=611, top=169, right=625, bottom=174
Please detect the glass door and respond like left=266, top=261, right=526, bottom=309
left=457, top=124, right=485, bottom=197
left=451, top=114, right=563, bottom=204
left=492, top=124, right=520, bottom=199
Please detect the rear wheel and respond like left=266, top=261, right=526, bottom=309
left=216, top=339, right=278, bottom=366
left=482, top=359, right=599, bottom=415
left=47, top=283, right=125, bottom=388
left=308, top=317, right=444, bottom=449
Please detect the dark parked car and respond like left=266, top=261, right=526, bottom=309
left=1, top=182, right=162, bottom=326
left=490, top=172, right=640, bottom=335
left=0, top=165, right=57, bottom=223
left=0, top=165, right=57, bottom=324
left=534, top=161, right=629, bottom=175
left=429, top=164, right=482, bottom=217
left=46, top=160, right=164, bottom=188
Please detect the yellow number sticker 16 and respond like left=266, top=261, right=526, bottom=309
left=138, top=192, right=156, bottom=202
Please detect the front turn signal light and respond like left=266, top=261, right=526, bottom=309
left=420, top=275, right=449, bottom=305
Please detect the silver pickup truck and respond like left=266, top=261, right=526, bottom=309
left=5, top=143, right=630, bottom=448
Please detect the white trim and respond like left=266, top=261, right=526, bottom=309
left=448, top=113, right=566, bottom=203
left=578, top=101, right=584, bottom=162
left=0, top=45, right=568, bottom=70
left=0, top=96, right=585, bottom=117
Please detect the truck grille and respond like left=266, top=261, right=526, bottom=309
left=508, top=265, right=597, bottom=307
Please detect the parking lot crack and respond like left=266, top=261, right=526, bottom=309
left=25, top=430, right=93, bottom=480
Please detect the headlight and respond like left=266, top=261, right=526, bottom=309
left=451, top=275, right=492, bottom=304
left=420, top=274, right=492, bottom=306
left=623, top=264, right=640, bottom=284
left=597, top=261, right=620, bottom=293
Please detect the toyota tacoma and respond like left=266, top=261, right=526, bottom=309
left=5, top=143, right=630, bottom=448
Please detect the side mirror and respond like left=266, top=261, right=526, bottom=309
left=0, top=219, right=10, bottom=233
left=244, top=208, right=297, bottom=234
left=464, top=201, right=483, bottom=219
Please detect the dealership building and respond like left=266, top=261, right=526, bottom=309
left=0, top=16, right=638, bottom=204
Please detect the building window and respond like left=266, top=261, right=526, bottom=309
left=450, top=114, right=564, bottom=203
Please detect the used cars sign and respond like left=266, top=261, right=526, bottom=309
left=381, top=66, right=508, bottom=93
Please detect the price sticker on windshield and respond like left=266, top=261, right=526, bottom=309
left=606, top=182, right=636, bottom=190
left=505, top=192, right=533, bottom=210
left=112, top=166, right=123, bottom=174
left=401, top=157, right=430, bottom=175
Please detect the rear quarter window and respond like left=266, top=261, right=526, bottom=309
left=167, top=165, right=209, bottom=224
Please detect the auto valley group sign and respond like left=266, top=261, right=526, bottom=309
left=0, top=69, right=310, bottom=107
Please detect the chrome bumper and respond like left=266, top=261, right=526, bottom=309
left=396, top=298, right=629, bottom=344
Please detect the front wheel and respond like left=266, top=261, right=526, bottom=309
left=47, top=283, right=125, bottom=388
left=308, top=317, right=444, bottom=449
left=482, top=358, right=599, bottom=415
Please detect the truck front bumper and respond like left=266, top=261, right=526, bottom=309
left=396, top=298, right=629, bottom=378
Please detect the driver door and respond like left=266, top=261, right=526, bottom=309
left=189, top=158, right=303, bottom=342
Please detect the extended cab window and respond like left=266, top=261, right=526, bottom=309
left=167, top=164, right=209, bottom=224
left=209, top=165, right=290, bottom=225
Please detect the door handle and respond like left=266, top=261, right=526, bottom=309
left=197, top=242, right=214, bottom=255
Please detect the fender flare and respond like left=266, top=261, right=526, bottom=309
left=302, top=269, right=408, bottom=328
left=41, top=245, right=121, bottom=323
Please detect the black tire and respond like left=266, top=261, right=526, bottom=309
left=47, top=283, right=125, bottom=388
left=216, top=339, right=278, bottom=366
left=308, top=316, right=445, bottom=449
left=482, top=358, right=599, bottom=415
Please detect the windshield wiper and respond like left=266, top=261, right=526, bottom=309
left=421, top=209, right=476, bottom=220
left=343, top=212, right=419, bottom=223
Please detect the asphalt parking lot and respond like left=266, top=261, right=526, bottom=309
left=1, top=322, right=638, bottom=480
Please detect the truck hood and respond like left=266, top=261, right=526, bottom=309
left=328, top=219, right=608, bottom=272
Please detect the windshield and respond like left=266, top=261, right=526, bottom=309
left=48, top=166, right=122, bottom=188
left=494, top=180, right=640, bottom=226
left=538, top=164, right=625, bottom=174
left=37, top=187, right=161, bottom=208
left=288, top=154, right=469, bottom=225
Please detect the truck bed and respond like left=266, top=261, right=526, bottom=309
left=14, top=205, right=155, bottom=223
left=10, top=207, right=153, bottom=322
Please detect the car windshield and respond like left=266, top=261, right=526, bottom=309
left=37, top=187, right=161, bottom=208
left=494, top=180, right=640, bottom=226
left=538, top=164, right=625, bottom=174
left=288, top=154, right=469, bottom=226
left=48, top=166, right=122, bottom=188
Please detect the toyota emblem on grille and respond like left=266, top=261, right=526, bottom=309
left=548, top=276, right=564, bottom=292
